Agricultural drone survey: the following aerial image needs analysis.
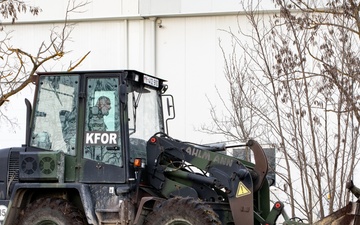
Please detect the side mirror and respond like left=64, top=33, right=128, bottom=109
left=163, top=95, right=175, bottom=118
left=162, top=94, right=175, bottom=135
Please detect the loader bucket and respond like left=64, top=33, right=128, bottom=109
left=313, top=202, right=360, bottom=225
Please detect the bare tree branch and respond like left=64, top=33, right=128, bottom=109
left=0, top=0, right=91, bottom=125
left=205, top=0, right=360, bottom=222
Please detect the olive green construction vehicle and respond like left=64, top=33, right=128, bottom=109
left=0, top=70, right=358, bottom=225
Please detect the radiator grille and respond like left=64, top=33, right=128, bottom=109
left=8, top=151, right=20, bottom=184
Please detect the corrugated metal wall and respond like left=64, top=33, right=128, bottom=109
left=0, top=0, right=276, bottom=146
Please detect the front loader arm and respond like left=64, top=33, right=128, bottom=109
left=145, top=133, right=269, bottom=225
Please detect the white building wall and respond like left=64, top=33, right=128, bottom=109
left=0, top=0, right=275, bottom=146
left=4, top=2, right=343, bottom=222
left=1, top=0, right=293, bottom=219
left=155, top=15, right=236, bottom=143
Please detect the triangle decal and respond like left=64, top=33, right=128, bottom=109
left=236, top=181, right=251, bottom=198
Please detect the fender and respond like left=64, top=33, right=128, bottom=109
left=133, top=196, right=164, bottom=225
left=3, top=183, right=97, bottom=225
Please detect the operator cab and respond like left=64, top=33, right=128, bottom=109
left=26, top=70, right=167, bottom=183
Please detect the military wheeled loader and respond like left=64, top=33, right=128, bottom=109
left=0, top=70, right=358, bottom=225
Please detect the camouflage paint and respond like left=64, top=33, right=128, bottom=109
left=145, top=135, right=273, bottom=225
left=0, top=70, right=310, bottom=225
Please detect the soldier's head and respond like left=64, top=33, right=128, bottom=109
left=96, top=96, right=111, bottom=116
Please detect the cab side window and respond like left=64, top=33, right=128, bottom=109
left=83, top=78, right=122, bottom=166
left=30, top=75, right=79, bottom=155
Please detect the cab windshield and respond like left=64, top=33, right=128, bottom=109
left=127, top=83, right=164, bottom=159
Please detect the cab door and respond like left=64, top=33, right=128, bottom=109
left=79, top=76, right=125, bottom=183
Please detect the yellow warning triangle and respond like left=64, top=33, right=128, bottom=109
left=236, top=181, right=251, bottom=198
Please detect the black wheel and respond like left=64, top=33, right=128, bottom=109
left=17, top=197, right=87, bottom=225
left=144, top=197, right=221, bottom=225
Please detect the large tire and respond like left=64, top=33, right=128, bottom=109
left=17, top=197, right=87, bottom=225
left=144, top=197, right=221, bottom=225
